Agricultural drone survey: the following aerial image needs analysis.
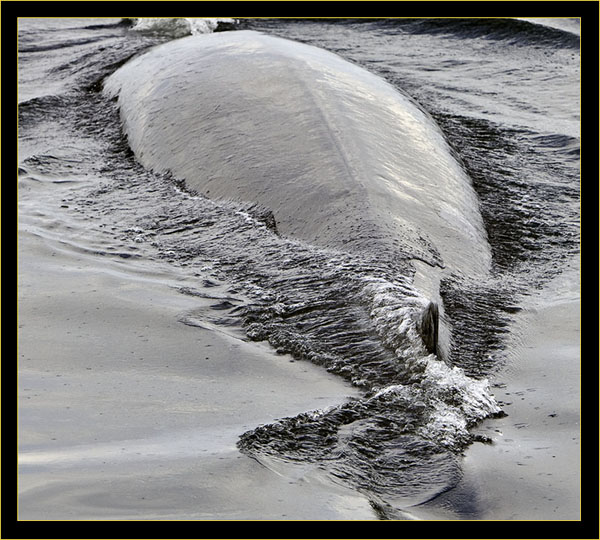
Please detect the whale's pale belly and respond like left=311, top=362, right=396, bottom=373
left=105, top=30, right=491, bottom=278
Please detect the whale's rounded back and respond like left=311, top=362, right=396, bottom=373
left=105, top=30, right=491, bottom=277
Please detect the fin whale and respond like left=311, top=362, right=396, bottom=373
left=104, top=30, right=492, bottom=356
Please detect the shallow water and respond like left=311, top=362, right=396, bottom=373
left=18, top=17, right=580, bottom=519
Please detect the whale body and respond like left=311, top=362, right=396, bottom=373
left=105, top=31, right=492, bottom=355
left=105, top=31, right=490, bottom=274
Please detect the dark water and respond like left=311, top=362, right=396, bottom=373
left=18, top=17, right=580, bottom=518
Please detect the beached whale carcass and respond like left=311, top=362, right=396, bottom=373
left=104, top=30, right=491, bottom=356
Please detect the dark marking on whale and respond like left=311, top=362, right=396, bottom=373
left=417, top=301, right=439, bottom=356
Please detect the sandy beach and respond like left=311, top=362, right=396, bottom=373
left=17, top=228, right=375, bottom=520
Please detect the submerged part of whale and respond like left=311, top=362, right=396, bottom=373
left=104, top=30, right=492, bottom=355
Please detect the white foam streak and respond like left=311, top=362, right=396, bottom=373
left=130, top=18, right=236, bottom=37
left=360, top=276, right=431, bottom=359
left=420, top=358, right=501, bottom=446
left=361, top=276, right=500, bottom=446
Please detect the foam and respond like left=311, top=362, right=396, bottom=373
left=130, top=18, right=236, bottom=37
left=361, top=275, right=501, bottom=446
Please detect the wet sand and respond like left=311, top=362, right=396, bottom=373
left=17, top=229, right=375, bottom=520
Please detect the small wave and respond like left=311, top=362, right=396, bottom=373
left=238, top=352, right=501, bottom=513
left=18, top=36, right=103, bottom=54
left=260, top=18, right=580, bottom=49
left=127, top=17, right=237, bottom=38
left=18, top=94, right=68, bottom=120
left=517, top=17, right=580, bottom=36
left=236, top=266, right=502, bottom=510
left=382, top=17, right=580, bottom=49
left=529, top=132, right=580, bottom=159
left=432, top=113, right=580, bottom=281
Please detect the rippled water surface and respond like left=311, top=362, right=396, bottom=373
left=18, top=17, right=580, bottom=518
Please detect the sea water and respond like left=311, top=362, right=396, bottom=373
left=17, top=17, right=580, bottom=519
